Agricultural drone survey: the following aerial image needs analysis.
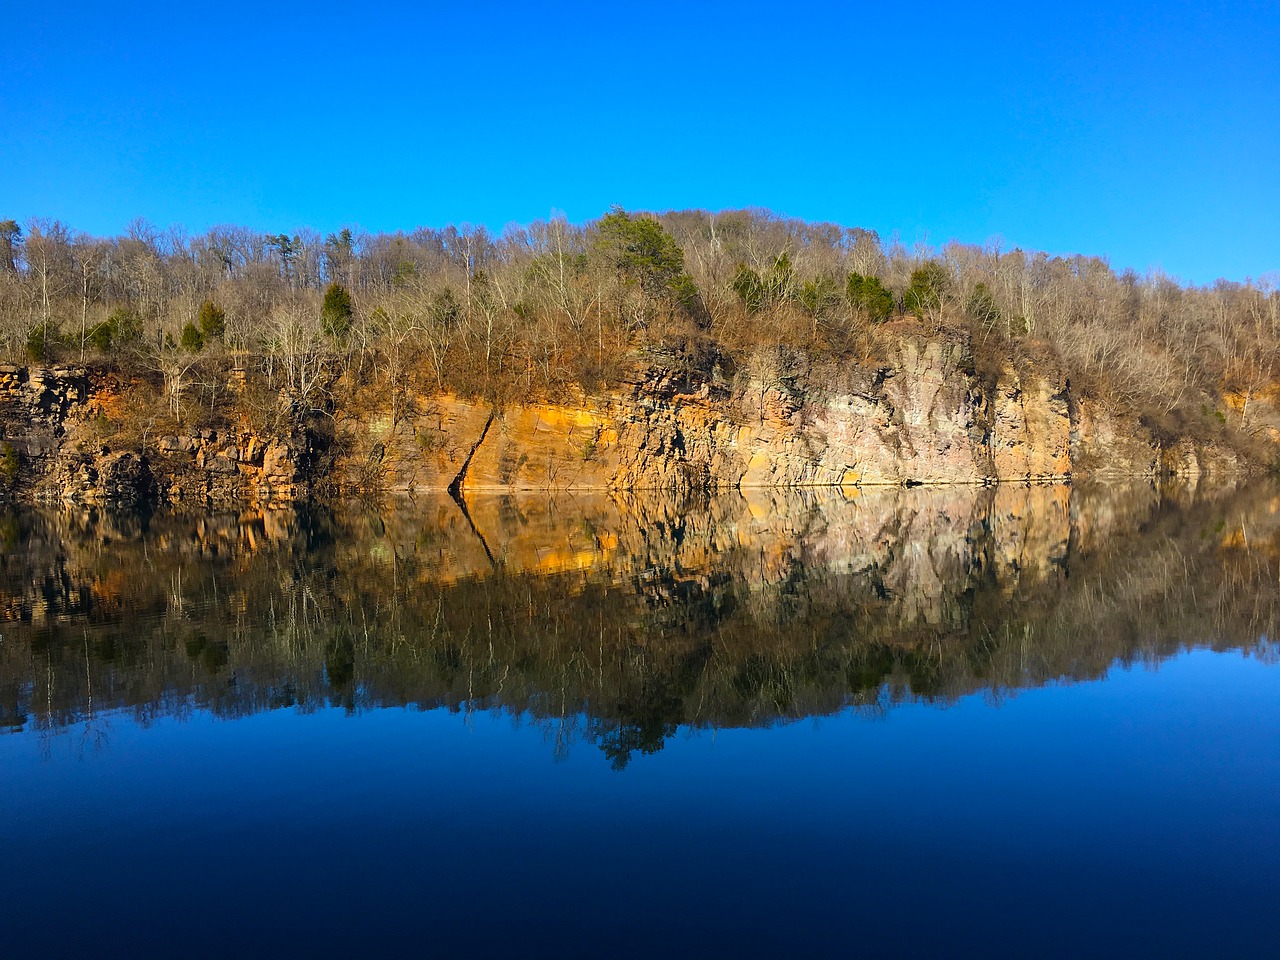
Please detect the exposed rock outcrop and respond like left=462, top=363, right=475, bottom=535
left=0, top=326, right=1272, bottom=507
left=337, top=329, right=1262, bottom=497
left=0, top=364, right=314, bottom=506
left=330, top=332, right=1085, bottom=496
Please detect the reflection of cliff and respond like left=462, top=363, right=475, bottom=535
left=1, top=482, right=1278, bottom=766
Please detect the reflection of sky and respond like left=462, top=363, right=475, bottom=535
left=4, top=649, right=1277, bottom=957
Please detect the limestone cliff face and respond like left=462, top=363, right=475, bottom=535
left=0, top=327, right=1269, bottom=506
left=1068, top=398, right=1251, bottom=483
left=0, top=364, right=313, bottom=505
left=336, top=331, right=1080, bottom=496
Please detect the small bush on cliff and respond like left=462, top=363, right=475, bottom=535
left=86, top=306, right=142, bottom=353
left=322, top=283, right=354, bottom=339
left=847, top=273, right=895, bottom=323
left=180, top=322, right=204, bottom=352
left=25, top=324, right=53, bottom=361
left=732, top=264, right=766, bottom=313
left=966, top=282, right=1001, bottom=333
left=798, top=275, right=843, bottom=318
left=416, top=427, right=446, bottom=454
left=670, top=273, right=708, bottom=326
left=88, top=321, right=113, bottom=352
left=196, top=300, right=226, bottom=342
left=766, top=253, right=796, bottom=302
left=903, top=261, right=949, bottom=318
left=731, top=256, right=805, bottom=317
left=106, top=306, right=143, bottom=344
left=0, top=442, right=18, bottom=489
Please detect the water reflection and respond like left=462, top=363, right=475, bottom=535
left=2, top=481, right=1277, bottom=766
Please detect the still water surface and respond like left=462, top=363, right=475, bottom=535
left=2, top=483, right=1278, bottom=957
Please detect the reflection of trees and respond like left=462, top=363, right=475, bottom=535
left=0, top=481, right=1278, bottom=766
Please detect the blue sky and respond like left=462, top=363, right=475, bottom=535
left=1, top=0, right=1276, bottom=284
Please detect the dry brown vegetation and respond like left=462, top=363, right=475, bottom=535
left=1, top=209, right=1276, bottom=446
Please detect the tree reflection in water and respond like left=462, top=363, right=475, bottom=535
left=1, top=480, right=1278, bottom=767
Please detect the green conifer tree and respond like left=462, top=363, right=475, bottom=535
left=180, top=322, right=204, bottom=352
left=322, top=283, right=354, bottom=338
left=196, top=300, right=226, bottom=341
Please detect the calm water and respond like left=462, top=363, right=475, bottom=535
left=2, top=483, right=1278, bottom=958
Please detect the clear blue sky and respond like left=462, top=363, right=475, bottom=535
left=2, top=0, right=1276, bottom=284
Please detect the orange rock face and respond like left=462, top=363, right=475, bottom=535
left=341, top=332, right=1081, bottom=494
left=1, top=323, right=1273, bottom=508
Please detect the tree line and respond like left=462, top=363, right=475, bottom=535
left=0, top=209, right=1276, bottom=430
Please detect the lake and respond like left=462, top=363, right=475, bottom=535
left=2, top=482, right=1278, bottom=958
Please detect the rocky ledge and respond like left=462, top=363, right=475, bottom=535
left=0, top=328, right=1273, bottom=507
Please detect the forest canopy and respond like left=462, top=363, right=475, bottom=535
left=0, top=210, right=1275, bottom=427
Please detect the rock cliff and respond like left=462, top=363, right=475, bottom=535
left=337, top=330, right=1264, bottom=498
left=0, top=327, right=1271, bottom=507
left=0, top=364, right=314, bottom=505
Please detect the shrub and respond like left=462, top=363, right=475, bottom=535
left=0, top=442, right=18, bottom=488
left=322, top=283, right=354, bottom=339
left=88, top=321, right=113, bottom=352
left=732, top=264, right=765, bottom=313
left=430, top=288, right=460, bottom=326
left=416, top=427, right=446, bottom=454
left=180, top=322, right=204, bottom=352
left=196, top=300, right=226, bottom=341
left=766, top=253, right=795, bottom=302
left=670, top=272, right=706, bottom=320
left=83, top=306, right=144, bottom=354
left=966, top=282, right=1001, bottom=331
left=903, top=261, right=949, bottom=317
left=106, top=306, right=143, bottom=343
left=799, top=275, right=842, bottom=317
left=847, top=273, right=895, bottom=323
left=26, top=324, right=53, bottom=362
